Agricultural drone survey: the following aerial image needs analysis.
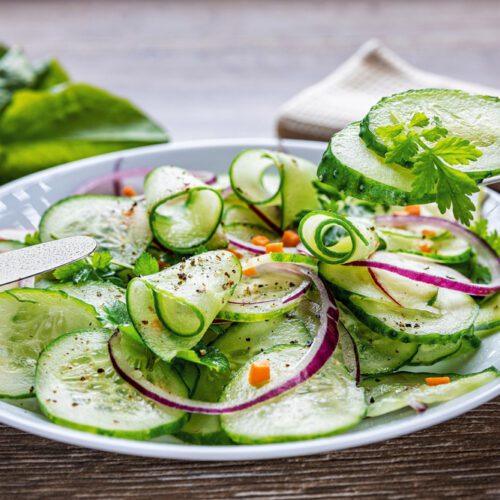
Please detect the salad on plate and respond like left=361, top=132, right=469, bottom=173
left=0, top=88, right=499, bottom=445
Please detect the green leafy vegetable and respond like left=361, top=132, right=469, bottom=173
left=471, top=219, right=500, bottom=256
left=102, top=300, right=132, bottom=327
left=133, top=252, right=160, bottom=276
left=0, top=45, right=168, bottom=183
left=177, top=343, right=230, bottom=373
left=377, top=113, right=482, bottom=225
left=23, top=231, right=40, bottom=246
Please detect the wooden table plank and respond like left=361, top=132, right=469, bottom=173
left=0, top=0, right=499, bottom=497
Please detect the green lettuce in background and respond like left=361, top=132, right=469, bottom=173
left=0, top=45, right=169, bottom=183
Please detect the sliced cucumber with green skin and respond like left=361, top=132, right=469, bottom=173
left=36, top=329, right=188, bottom=438
left=0, top=240, right=25, bottom=252
left=213, top=315, right=311, bottom=371
left=39, top=195, right=152, bottom=267
left=317, top=124, right=435, bottom=206
left=299, top=211, right=378, bottom=265
left=360, top=89, right=500, bottom=180
left=175, top=367, right=232, bottom=445
left=220, top=346, right=366, bottom=444
left=320, top=261, right=438, bottom=312
left=218, top=265, right=309, bottom=322
left=229, top=149, right=320, bottom=229
left=223, top=223, right=277, bottom=242
left=475, top=293, right=500, bottom=334
left=339, top=305, right=417, bottom=375
left=362, top=368, right=499, bottom=417
left=128, top=251, right=241, bottom=361
left=378, top=228, right=472, bottom=264
left=0, top=289, right=100, bottom=398
left=145, top=166, right=223, bottom=253
left=49, top=281, right=125, bottom=313
left=223, top=202, right=271, bottom=227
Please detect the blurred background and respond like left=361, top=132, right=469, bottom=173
left=2, top=0, right=499, bottom=141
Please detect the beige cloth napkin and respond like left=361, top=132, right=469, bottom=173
left=276, top=39, right=499, bottom=141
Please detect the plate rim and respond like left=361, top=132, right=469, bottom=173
left=0, top=137, right=498, bottom=461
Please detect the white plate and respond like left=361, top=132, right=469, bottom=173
left=0, top=138, right=498, bottom=461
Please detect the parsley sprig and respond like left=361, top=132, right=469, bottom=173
left=377, top=113, right=482, bottom=225
left=53, top=250, right=120, bottom=284
left=471, top=219, right=500, bottom=256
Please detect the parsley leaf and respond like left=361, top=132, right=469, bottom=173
left=471, top=219, right=500, bottom=256
left=102, top=301, right=131, bottom=326
left=376, top=112, right=482, bottom=225
left=91, top=250, right=113, bottom=270
left=24, top=231, right=40, bottom=246
left=53, top=260, right=90, bottom=282
left=177, top=344, right=230, bottom=373
left=133, top=252, right=160, bottom=276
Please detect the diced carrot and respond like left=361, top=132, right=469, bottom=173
left=282, top=230, right=300, bottom=247
left=419, top=243, right=432, bottom=253
left=121, top=185, right=137, bottom=197
left=422, top=229, right=436, bottom=238
left=243, top=267, right=257, bottom=277
left=248, top=360, right=271, bottom=387
left=227, top=248, right=243, bottom=259
left=251, top=235, right=270, bottom=247
left=265, top=242, right=284, bottom=254
left=425, top=376, right=451, bottom=386
left=405, top=205, right=421, bottom=216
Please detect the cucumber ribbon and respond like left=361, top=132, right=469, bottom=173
left=229, top=150, right=321, bottom=229
left=299, top=211, right=379, bottom=264
left=109, top=261, right=341, bottom=415
left=144, top=166, right=223, bottom=252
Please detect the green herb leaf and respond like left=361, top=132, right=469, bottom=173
left=23, top=231, right=40, bottom=246
left=422, top=125, right=448, bottom=142
left=177, top=344, right=230, bottom=373
left=91, top=250, right=113, bottom=270
left=431, top=137, right=483, bottom=165
left=384, top=133, right=419, bottom=164
left=469, top=257, right=492, bottom=284
left=133, top=252, right=160, bottom=276
left=409, top=112, right=429, bottom=128
left=471, top=219, right=500, bottom=256
left=376, top=123, right=405, bottom=141
left=53, top=260, right=89, bottom=282
left=102, top=300, right=131, bottom=326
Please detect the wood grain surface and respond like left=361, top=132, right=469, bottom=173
left=0, top=0, right=499, bottom=498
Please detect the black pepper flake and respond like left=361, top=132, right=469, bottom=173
left=97, top=368, right=104, bottom=374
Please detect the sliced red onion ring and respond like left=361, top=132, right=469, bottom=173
left=407, top=397, right=427, bottom=413
left=75, top=167, right=217, bottom=195
left=248, top=204, right=281, bottom=234
left=376, top=215, right=499, bottom=284
left=349, top=251, right=499, bottom=296
left=296, top=242, right=313, bottom=257
left=228, top=278, right=310, bottom=306
left=109, top=266, right=339, bottom=415
left=227, top=236, right=266, bottom=254
left=368, top=268, right=402, bottom=306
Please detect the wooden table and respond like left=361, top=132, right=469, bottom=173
left=0, top=1, right=499, bottom=497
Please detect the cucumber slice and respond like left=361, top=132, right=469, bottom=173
left=320, top=262, right=438, bottom=312
left=408, top=334, right=480, bottom=366
left=378, top=227, right=472, bottom=264
left=299, top=211, right=378, bottom=265
left=36, top=329, right=188, bottom=438
left=145, top=166, right=223, bottom=253
left=213, top=315, right=311, bottom=371
left=475, top=293, right=500, bottom=334
left=49, top=281, right=125, bottom=313
left=39, top=195, right=152, bottom=267
left=362, top=368, right=499, bottom=417
left=220, top=346, right=366, bottom=443
left=0, top=288, right=100, bottom=398
left=127, top=251, right=241, bottom=361
left=229, top=150, right=320, bottom=229
left=339, top=305, right=417, bottom=375
left=175, top=367, right=232, bottom=445
left=317, top=124, right=435, bottom=206
left=218, top=265, right=309, bottom=322
left=223, top=223, right=277, bottom=242
left=346, top=288, right=477, bottom=344
left=360, top=89, right=500, bottom=180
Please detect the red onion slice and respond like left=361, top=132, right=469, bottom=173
left=376, top=214, right=499, bottom=284
left=248, top=204, right=281, bottom=234
left=228, top=278, right=310, bottom=306
left=349, top=251, right=499, bottom=296
left=407, top=397, right=428, bottom=413
left=227, top=236, right=266, bottom=255
left=109, top=266, right=339, bottom=415
left=338, top=321, right=361, bottom=385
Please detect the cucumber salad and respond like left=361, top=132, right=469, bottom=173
left=0, top=88, right=499, bottom=445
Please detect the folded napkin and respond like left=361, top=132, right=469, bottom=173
left=276, top=39, right=500, bottom=141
